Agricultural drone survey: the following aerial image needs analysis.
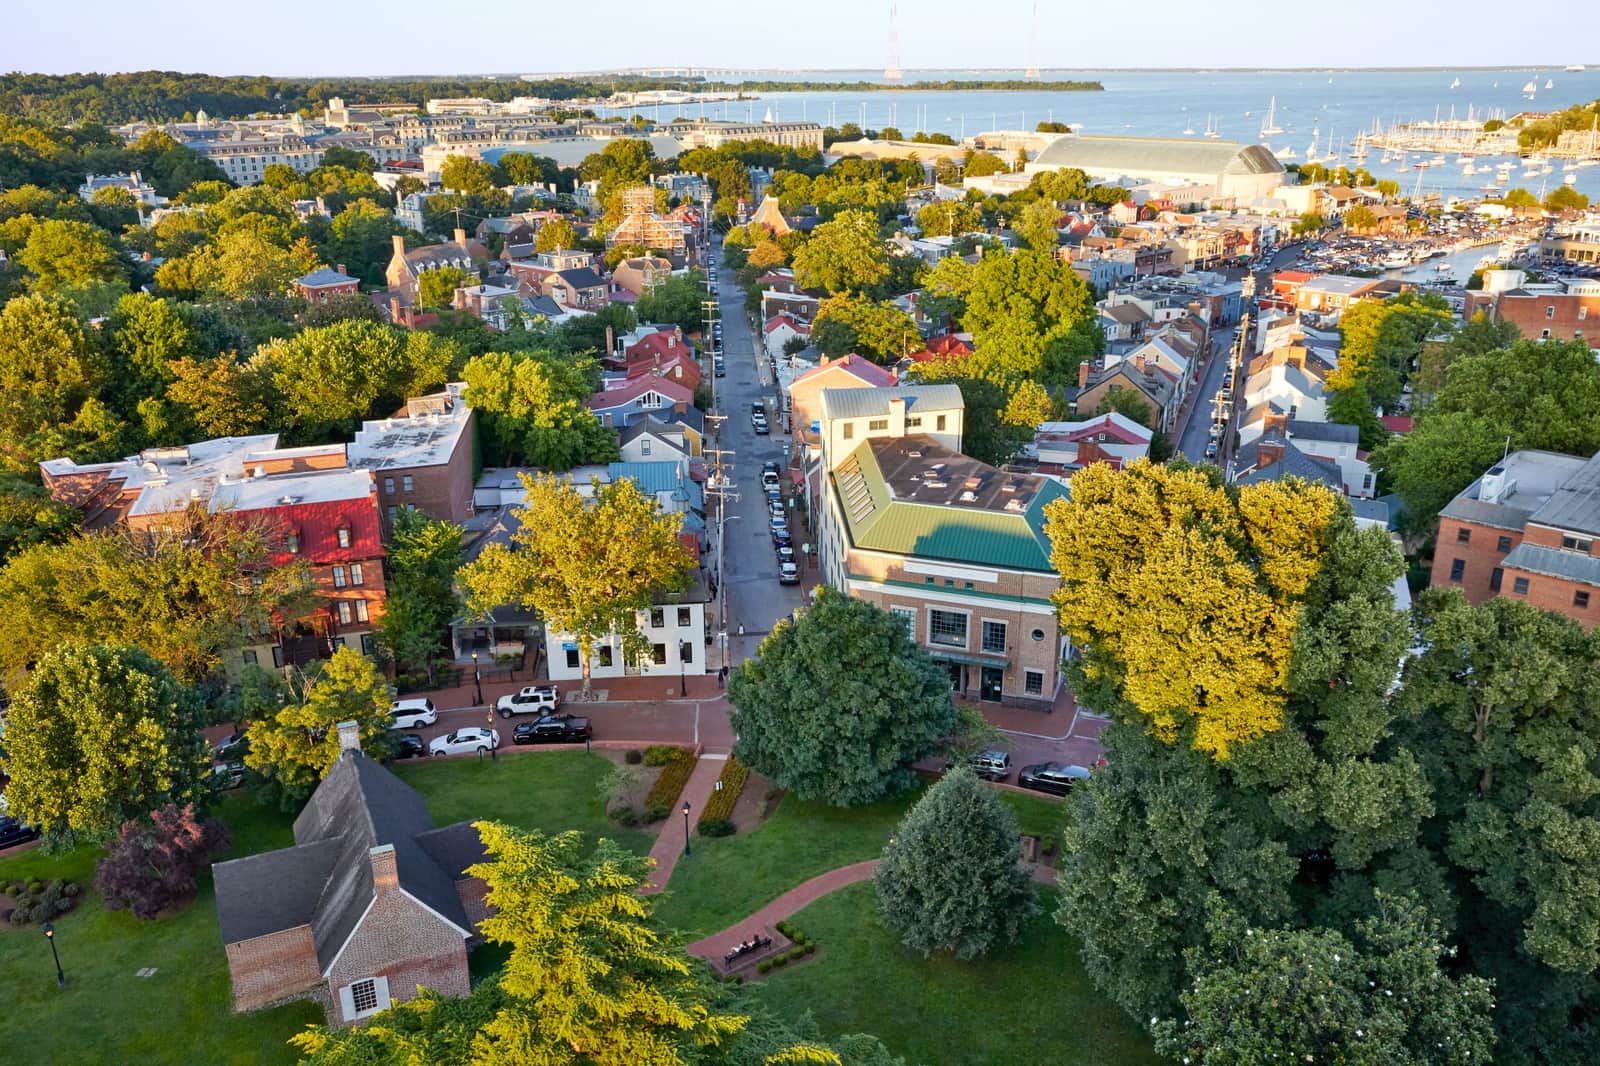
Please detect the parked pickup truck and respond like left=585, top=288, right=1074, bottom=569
left=512, top=715, right=593, bottom=745
left=496, top=684, right=559, bottom=717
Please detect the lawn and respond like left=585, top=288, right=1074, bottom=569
left=0, top=750, right=632, bottom=1066
left=750, top=882, right=1164, bottom=1066
left=652, top=777, right=1068, bottom=938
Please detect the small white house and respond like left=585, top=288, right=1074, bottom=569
left=544, top=578, right=709, bottom=681
left=763, top=313, right=810, bottom=359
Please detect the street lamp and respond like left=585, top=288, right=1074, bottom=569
left=42, top=921, right=63, bottom=987
left=681, top=800, right=692, bottom=857
left=472, top=650, right=484, bottom=708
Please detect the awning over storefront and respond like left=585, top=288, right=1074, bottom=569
left=928, top=650, right=1008, bottom=668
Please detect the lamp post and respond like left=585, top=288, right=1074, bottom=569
left=472, top=650, right=484, bottom=708
left=42, top=921, right=64, bottom=988
left=681, top=800, right=692, bottom=857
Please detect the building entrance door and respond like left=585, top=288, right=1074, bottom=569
left=979, top=666, right=1004, bottom=703
left=944, top=662, right=965, bottom=694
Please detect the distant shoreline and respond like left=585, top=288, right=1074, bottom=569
left=700, top=79, right=1104, bottom=93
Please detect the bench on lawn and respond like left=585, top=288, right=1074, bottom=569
left=714, top=928, right=791, bottom=975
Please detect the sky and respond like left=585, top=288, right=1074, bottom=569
left=4, top=1, right=1598, bottom=76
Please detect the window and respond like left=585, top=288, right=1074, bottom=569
left=597, top=645, right=614, bottom=667
left=332, top=566, right=347, bottom=589
left=337, top=527, right=351, bottom=549
left=936, top=414, right=947, bottom=432
left=679, top=641, right=694, bottom=666
left=928, top=609, right=967, bottom=648
left=868, top=419, right=888, bottom=431
left=640, top=438, right=652, bottom=456
left=243, top=649, right=259, bottom=667
left=286, top=530, right=300, bottom=554
left=1497, top=535, right=1513, bottom=553
left=890, top=606, right=916, bottom=635
left=350, top=563, right=364, bottom=586
left=355, top=600, right=368, bottom=623
left=565, top=647, right=580, bottom=669
left=906, top=416, right=922, bottom=428
left=338, top=601, right=353, bottom=625
left=842, top=422, right=854, bottom=440
left=1562, top=535, right=1594, bottom=553
left=652, top=642, right=668, bottom=665
left=1547, top=305, right=1557, bottom=319
left=1031, top=628, right=1046, bottom=642
left=1456, top=527, right=1471, bottom=544
left=360, top=633, right=375, bottom=655
left=982, top=620, right=1007, bottom=654
left=1513, top=577, right=1530, bottom=595
left=1024, top=670, right=1045, bottom=697
left=649, top=608, right=665, bottom=628
left=1581, top=306, right=1589, bottom=321
left=1576, top=591, right=1592, bottom=609
left=924, top=576, right=935, bottom=585
left=1541, top=329, right=1552, bottom=339
left=1490, top=567, right=1503, bottom=592
left=342, top=977, right=390, bottom=1021
left=1449, top=558, right=1465, bottom=582
left=388, top=506, right=399, bottom=523
left=384, top=477, right=395, bottom=495
left=676, top=607, right=691, bottom=627
left=402, top=475, right=414, bottom=493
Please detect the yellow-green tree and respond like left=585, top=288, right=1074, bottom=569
left=534, top=217, right=577, bottom=253
left=459, top=474, right=694, bottom=696
left=1044, top=461, right=1340, bottom=757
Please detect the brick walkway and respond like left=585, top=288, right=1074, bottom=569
left=641, top=754, right=730, bottom=896
left=683, top=858, right=1060, bottom=963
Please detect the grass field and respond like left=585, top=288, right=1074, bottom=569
left=0, top=751, right=629, bottom=1066
left=750, top=882, right=1164, bottom=1066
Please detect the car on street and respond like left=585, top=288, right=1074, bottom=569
left=775, top=544, right=797, bottom=566
left=209, top=759, right=247, bottom=791
left=429, top=727, right=500, bottom=757
left=392, top=733, right=427, bottom=759
left=213, top=731, right=249, bottom=760
left=761, top=470, right=781, bottom=493
left=752, top=412, right=769, bottom=434
left=778, top=561, right=800, bottom=584
left=714, top=357, right=726, bottom=377
left=1017, top=762, right=1091, bottom=795
left=389, top=698, right=438, bottom=730
left=0, top=816, right=41, bottom=850
left=1204, top=440, right=1219, bottom=460
left=497, top=684, right=560, bottom=717
left=512, top=715, right=593, bottom=744
left=771, top=528, right=793, bottom=549
left=769, top=513, right=789, bottom=536
left=948, top=750, right=1012, bottom=781
left=768, top=499, right=785, bottom=519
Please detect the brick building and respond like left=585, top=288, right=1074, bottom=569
left=1431, top=449, right=1600, bottom=628
left=213, top=722, right=487, bottom=1022
left=1463, top=281, right=1600, bottom=346
left=348, top=384, right=477, bottom=537
left=815, top=386, right=1068, bottom=707
left=294, top=265, right=361, bottom=303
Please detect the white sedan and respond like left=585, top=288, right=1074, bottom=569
left=428, top=727, right=500, bottom=757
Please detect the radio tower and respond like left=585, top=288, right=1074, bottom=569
left=1024, top=2, right=1040, bottom=80
left=884, top=3, right=903, bottom=83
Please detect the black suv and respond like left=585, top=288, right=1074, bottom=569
left=0, top=816, right=40, bottom=850
left=1018, top=762, right=1091, bottom=796
left=512, top=715, right=593, bottom=745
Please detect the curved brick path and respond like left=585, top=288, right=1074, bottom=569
left=685, top=859, right=1059, bottom=962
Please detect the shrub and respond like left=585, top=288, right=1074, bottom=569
left=642, top=800, right=672, bottom=823
left=62, top=881, right=79, bottom=897
left=95, top=803, right=232, bottom=919
left=804, top=942, right=816, bottom=955
left=27, top=880, right=42, bottom=895
left=698, top=758, right=750, bottom=827
left=54, top=897, right=72, bottom=915
left=776, top=920, right=790, bottom=936
left=698, top=817, right=735, bottom=837
left=610, top=805, right=641, bottom=828
left=645, top=749, right=697, bottom=811
left=624, top=749, right=644, bottom=765
left=29, top=904, right=52, bottom=923
left=757, top=959, right=772, bottom=973
left=8, top=908, right=26, bottom=926
left=643, top=744, right=686, bottom=767
left=772, top=953, right=789, bottom=967
left=1041, top=836, right=1057, bottom=857
left=12, top=894, right=31, bottom=911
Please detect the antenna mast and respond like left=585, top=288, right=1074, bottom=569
left=1025, top=2, right=1040, bottom=81
left=884, top=3, right=903, bottom=83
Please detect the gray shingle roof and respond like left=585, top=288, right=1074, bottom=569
left=1286, top=419, right=1359, bottom=445
left=1233, top=434, right=1342, bottom=491
left=1528, top=452, right=1600, bottom=537
left=1501, top=542, right=1600, bottom=586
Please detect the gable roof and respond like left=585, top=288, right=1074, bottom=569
left=1233, top=433, right=1343, bottom=491
left=213, top=752, right=481, bottom=968
left=818, top=383, right=960, bottom=421
left=794, top=354, right=897, bottom=391
left=618, top=415, right=687, bottom=449
left=586, top=374, right=694, bottom=411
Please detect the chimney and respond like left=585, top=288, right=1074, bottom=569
left=369, top=844, right=398, bottom=890
left=1258, top=438, right=1286, bottom=467
left=1078, top=361, right=1091, bottom=389
left=454, top=227, right=468, bottom=247
left=335, top=264, right=346, bottom=275
left=1134, top=354, right=1148, bottom=373
left=391, top=234, right=406, bottom=258
left=390, top=296, right=402, bottom=323
left=888, top=396, right=907, bottom=436
left=606, top=324, right=615, bottom=355
left=336, top=719, right=362, bottom=754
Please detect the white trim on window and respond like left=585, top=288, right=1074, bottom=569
left=339, top=975, right=390, bottom=1021
left=927, top=606, right=970, bottom=649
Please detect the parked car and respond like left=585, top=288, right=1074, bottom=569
left=512, top=715, right=593, bottom=745
left=497, top=684, right=560, bottom=718
left=778, top=561, right=800, bottom=585
left=1017, top=762, right=1091, bottom=795
left=0, top=816, right=41, bottom=850
left=768, top=499, right=785, bottom=519
left=429, top=727, right=500, bottom=756
left=963, top=750, right=1012, bottom=781
left=714, top=357, right=726, bottom=377
left=209, top=760, right=247, bottom=791
left=769, top=513, right=789, bottom=536
left=752, top=413, right=770, bottom=435
left=213, top=731, right=249, bottom=760
left=775, top=544, right=797, bottom=566
left=389, top=698, right=438, bottom=730
left=761, top=470, right=781, bottom=493
left=392, top=733, right=427, bottom=760
left=1204, top=440, right=1219, bottom=460
left=771, top=528, right=793, bottom=549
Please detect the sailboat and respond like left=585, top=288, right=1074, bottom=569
left=1545, top=78, right=1555, bottom=90
left=1183, top=112, right=1196, bottom=135
left=1204, top=114, right=1219, bottom=138
left=1523, top=80, right=1538, bottom=98
left=1450, top=77, right=1461, bottom=89
left=1260, top=96, right=1283, bottom=137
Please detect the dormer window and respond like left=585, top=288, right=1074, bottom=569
left=286, top=530, right=301, bottom=554
left=336, top=526, right=351, bottom=549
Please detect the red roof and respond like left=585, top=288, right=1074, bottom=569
left=906, top=333, right=974, bottom=362
left=764, top=313, right=809, bottom=335
left=624, top=331, right=686, bottom=363
left=625, top=351, right=702, bottom=390
left=256, top=497, right=384, bottom=567
left=1379, top=415, right=1414, bottom=434
left=677, top=532, right=701, bottom=561
left=586, top=374, right=695, bottom=411
left=793, top=354, right=897, bottom=389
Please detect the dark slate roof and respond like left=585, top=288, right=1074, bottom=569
left=1501, top=542, right=1600, bottom=586
left=1233, top=433, right=1342, bottom=491
left=555, top=267, right=607, bottom=290
left=214, top=751, right=479, bottom=969
left=1286, top=419, right=1359, bottom=446
left=415, top=822, right=490, bottom=879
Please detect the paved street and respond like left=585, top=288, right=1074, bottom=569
left=1176, top=324, right=1236, bottom=463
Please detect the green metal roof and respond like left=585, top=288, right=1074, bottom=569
left=833, top=441, right=1066, bottom=572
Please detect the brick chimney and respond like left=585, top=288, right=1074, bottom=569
left=389, top=296, right=402, bottom=324
left=391, top=234, right=406, bottom=258
left=1078, top=361, right=1091, bottom=389
left=605, top=324, right=615, bottom=355
left=453, top=227, right=468, bottom=247
left=335, top=264, right=346, bottom=275
left=336, top=719, right=362, bottom=754
left=1258, top=438, right=1286, bottom=467
left=369, top=844, right=398, bottom=890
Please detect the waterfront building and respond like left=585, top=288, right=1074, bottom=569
left=1025, top=136, right=1285, bottom=203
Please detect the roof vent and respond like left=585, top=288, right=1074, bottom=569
left=1005, top=497, right=1026, bottom=512
left=278, top=495, right=299, bottom=505
left=959, top=490, right=978, bottom=503
left=253, top=466, right=266, bottom=478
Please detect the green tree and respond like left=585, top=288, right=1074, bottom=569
left=439, top=154, right=497, bottom=194
left=1501, top=187, right=1538, bottom=209
left=728, top=588, right=957, bottom=806
left=375, top=507, right=464, bottom=682
left=1014, top=197, right=1062, bottom=253
left=874, top=768, right=1037, bottom=959
left=0, top=643, right=208, bottom=845
left=962, top=151, right=1008, bottom=177
left=534, top=216, right=578, bottom=253
left=418, top=264, right=470, bottom=309
left=492, top=151, right=559, bottom=188
left=461, top=349, right=616, bottom=469
left=1411, top=313, right=1520, bottom=400
left=165, top=351, right=278, bottom=439
left=914, top=199, right=981, bottom=238
left=1292, top=211, right=1327, bottom=236
left=1330, top=293, right=1450, bottom=411
left=901, top=358, right=1034, bottom=466
left=636, top=270, right=710, bottom=334
left=0, top=473, right=78, bottom=562
left=790, top=209, right=889, bottom=295
left=1544, top=185, right=1590, bottom=212
left=263, top=319, right=454, bottom=440
left=810, top=294, right=919, bottom=364
left=1154, top=894, right=1495, bottom=1066
left=243, top=646, right=395, bottom=808
left=291, top=824, right=748, bottom=1065
left=1344, top=204, right=1378, bottom=231
left=1092, top=385, right=1154, bottom=429
left=160, top=230, right=317, bottom=301
left=324, top=199, right=404, bottom=286
left=17, top=217, right=125, bottom=292
left=460, top=474, right=694, bottom=696
left=0, top=293, right=116, bottom=473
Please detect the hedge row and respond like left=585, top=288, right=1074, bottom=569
left=645, top=748, right=697, bottom=813
left=698, top=758, right=750, bottom=826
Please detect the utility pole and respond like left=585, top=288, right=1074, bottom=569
left=704, top=435, right=737, bottom=670
left=701, top=297, right=720, bottom=412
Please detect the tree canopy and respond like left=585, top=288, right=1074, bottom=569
left=460, top=349, right=615, bottom=469
left=790, top=210, right=889, bottom=296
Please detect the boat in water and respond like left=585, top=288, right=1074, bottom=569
left=1380, top=252, right=1411, bottom=270
left=1260, top=96, right=1283, bottom=137
left=1450, top=77, right=1461, bottom=90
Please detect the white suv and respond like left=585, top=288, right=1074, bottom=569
left=428, top=727, right=500, bottom=756
left=389, top=698, right=438, bottom=730
left=496, top=684, right=560, bottom=718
